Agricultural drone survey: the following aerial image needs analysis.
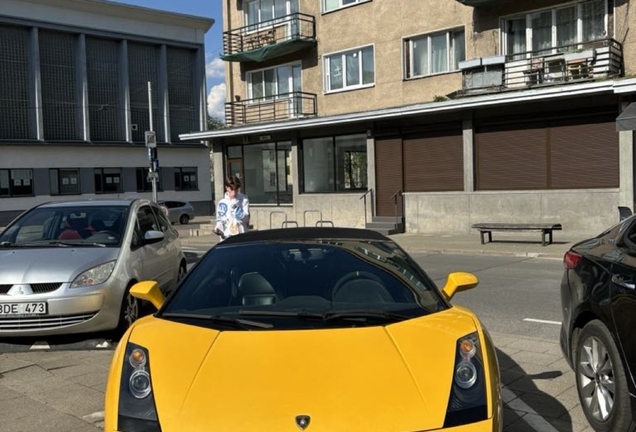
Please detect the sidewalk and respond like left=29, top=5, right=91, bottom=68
left=180, top=228, right=584, bottom=259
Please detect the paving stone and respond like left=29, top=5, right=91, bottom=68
left=13, top=410, right=90, bottom=432
left=0, top=383, right=24, bottom=401
left=507, top=339, right=558, bottom=354
left=69, top=371, right=109, bottom=390
left=0, top=356, right=34, bottom=374
left=0, top=395, right=52, bottom=421
left=35, top=384, right=105, bottom=419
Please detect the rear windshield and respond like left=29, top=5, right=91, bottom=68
left=161, top=240, right=445, bottom=330
left=0, top=205, right=129, bottom=247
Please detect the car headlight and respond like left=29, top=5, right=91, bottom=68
left=70, top=261, right=115, bottom=288
left=118, top=343, right=161, bottom=432
left=443, top=332, right=487, bottom=428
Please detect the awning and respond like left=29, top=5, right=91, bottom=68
left=220, top=38, right=316, bottom=63
left=616, top=102, right=636, bottom=131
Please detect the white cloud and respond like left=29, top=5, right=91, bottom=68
left=206, top=56, right=225, bottom=80
left=207, top=83, right=226, bottom=120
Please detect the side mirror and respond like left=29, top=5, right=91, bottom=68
left=442, top=272, right=479, bottom=301
left=130, top=280, right=166, bottom=310
left=144, top=230, right=165, bottom=244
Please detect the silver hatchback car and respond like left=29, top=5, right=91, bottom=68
left=0, top=198, right=187, bottom=337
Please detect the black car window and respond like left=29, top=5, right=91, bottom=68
left=161, top=240, right=445, bottom=330
left=151, top=205, right=172, bottom=233
left=137, top=205, right=160, bottom=235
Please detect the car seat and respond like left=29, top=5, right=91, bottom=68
left=237, top=272, right=278, bottom=306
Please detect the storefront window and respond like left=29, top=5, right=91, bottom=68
left=227, top=141, right=292, bottom=205
left=302, top=134, right=367, bottom=193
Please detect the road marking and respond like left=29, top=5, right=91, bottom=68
left=523, top=318, right=562, bottom=325
left=96, top=341, right=110, bottom=349
left=29, top=341, right=50, bottom=350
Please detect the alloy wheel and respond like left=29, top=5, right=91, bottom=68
left=578, top=335, right=616, bottom=422
left=123, top=293, right=139, bottom=327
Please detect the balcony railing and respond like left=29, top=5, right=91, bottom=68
left=225, top=91, right=317, bottom=126
left=458, top=38, right=623, bottom=96
left=221, top=13, right=316, bottom=63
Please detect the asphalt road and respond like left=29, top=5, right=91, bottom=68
left=413, top=253, right=564, bottom=340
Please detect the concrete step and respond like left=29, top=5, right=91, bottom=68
left=370, top=216, right=404, bottom=224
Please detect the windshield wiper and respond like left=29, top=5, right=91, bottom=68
left=239, top=309, right=410, bottom=323
left=162, top=312, right=273, bottom=329
left=322, top=309, right=410, bottom=323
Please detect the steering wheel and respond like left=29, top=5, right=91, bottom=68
left=331, top=271, right=385, bottom=300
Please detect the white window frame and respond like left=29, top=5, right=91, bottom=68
left=403, top=28, right=465, bottom=79
left=244, top=0, right=297, bottom=32
left=501, top=0, right=608, bottom=57
left=322, top=0, right=371, bottom=14
left=246, top=62, right=302, bottom=102
left=323, top=44, right=375, bottom=94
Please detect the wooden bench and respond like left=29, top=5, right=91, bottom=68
left=471, top=223, right=563, bottom=246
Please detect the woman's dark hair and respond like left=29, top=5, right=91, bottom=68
left=224, top=175, right=241, bottom=190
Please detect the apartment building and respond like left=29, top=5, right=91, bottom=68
left=181, top=0, right=636, bottom=236
left=0, top=0, right=213, bottom=225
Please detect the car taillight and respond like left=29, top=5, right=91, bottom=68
left=564, top=250, right=582, bottom=269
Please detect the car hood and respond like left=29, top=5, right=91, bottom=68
left=0, top=247, right=120, bottom=284
left=127, top=309, right=485, bottom=432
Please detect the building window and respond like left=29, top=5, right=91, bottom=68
left=323, top=0, right=368, bottom=13
left=0, top=25, right=31, bottom=140
left=248, top=63, right=302, bottom=100
left=302, top=134, right=367, bottom=193
left=50, top=169, right=80, bottom=196
left=245, top=142, right=292, bottom=205
left=404, top=29, right=465, bottom=78
left=0, top=169, right=33, bottom=197
left=324, top=46, right=374, bottom=92
left=136, top=168, right=162, bottom=192
left=503, top=0, right=606, bottom=58
left=95, top=168, right=122, bottom=194
left=175, top=167, right=198, bottom=191
left=245, top=0, right=298, bottom=28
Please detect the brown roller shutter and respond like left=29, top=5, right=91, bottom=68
left=403, top=130, right=463, bottom=192
left=475, top=122, right=548, bottom=190
left=375, top=138, right=403, bottom=217
left=550, top=117, right=619, bottom=189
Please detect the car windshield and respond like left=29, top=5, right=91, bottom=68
left=160, top=240, right=446, bottom=330
left=0, top=205, right=129, bottom=247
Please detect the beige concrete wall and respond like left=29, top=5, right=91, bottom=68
left=248, top=193, right=367, bottom=231
left=404, top=189, right=620, bottom=236
left=223, top=0, right=636, bottom=118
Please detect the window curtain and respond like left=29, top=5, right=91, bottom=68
left=507, top=18, right=526, bottom=59
left=582, top=0, right=605, bottom=42
left=557, top=7, right=577, bottom=49
left=431, top=33, right=448, bottom=74
left=532, top=11, right=552, bottom=55
left=412, top=37, right=428, bottom=76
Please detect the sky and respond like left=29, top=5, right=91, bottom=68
left=110, top=0, right=226, bottom=120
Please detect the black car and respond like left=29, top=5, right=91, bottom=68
left=561, top=216, right=636, bottom=432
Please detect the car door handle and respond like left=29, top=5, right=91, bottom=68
left=612, top=274, right=636, bottom=290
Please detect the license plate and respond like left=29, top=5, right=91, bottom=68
left=0, top=302, right=48, bottom=316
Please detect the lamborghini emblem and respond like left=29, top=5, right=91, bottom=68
left=295, top=415, right=310, bottom=430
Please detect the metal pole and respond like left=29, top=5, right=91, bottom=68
left=148, top=81, right=158, bottom=203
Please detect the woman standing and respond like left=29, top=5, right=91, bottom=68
left=214, top=175, right=250, bottom=240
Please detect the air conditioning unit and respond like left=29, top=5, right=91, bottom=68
left=460, top=56, right=505, bottom=91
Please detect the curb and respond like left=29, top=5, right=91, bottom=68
left=400, top=247, right=566, bottom=259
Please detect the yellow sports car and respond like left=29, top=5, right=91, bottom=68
left=104, top=228, right=502, bottom=432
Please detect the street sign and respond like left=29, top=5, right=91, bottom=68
left=145, top=131, right=156, bottom=148
left=147, top=171, right=159, bottom=181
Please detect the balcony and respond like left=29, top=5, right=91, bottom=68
left=221, top=13, right=316, bottom=63
left=225, top=91, right=317, bottom=126
left=457, top=38, right=623, bottom=97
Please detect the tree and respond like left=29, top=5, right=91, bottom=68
left=207, top=115, right=225, bottom=130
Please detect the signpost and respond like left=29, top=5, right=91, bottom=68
left=145, top=82, right=158, bottom=203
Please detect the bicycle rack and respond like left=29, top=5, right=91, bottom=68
left=269, top=211, right=298, bottom=229
left=303, top=209, right=334, bottom=227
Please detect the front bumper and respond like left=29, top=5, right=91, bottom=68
left=0, top=279, right=125, bottom=337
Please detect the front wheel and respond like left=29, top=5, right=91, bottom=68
left=575, top=320, right=636, bottom=432
left=114, top=285, right=140, bottom=336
